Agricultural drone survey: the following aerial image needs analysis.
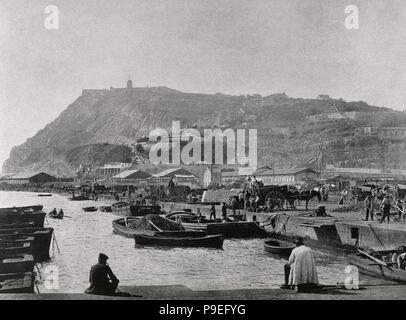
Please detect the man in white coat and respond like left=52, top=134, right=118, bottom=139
left=281, top=237, right=319, bottom=291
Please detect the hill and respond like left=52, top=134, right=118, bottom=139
left=3, top=86, right=406, bottom=177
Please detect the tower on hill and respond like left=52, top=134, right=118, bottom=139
left=127, top=77, right=133, bottom=89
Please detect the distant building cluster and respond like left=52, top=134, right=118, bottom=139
left=356, top=126, right=406, bottom=140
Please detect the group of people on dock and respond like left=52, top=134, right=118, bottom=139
left=363, top=192, right=404, bottom=223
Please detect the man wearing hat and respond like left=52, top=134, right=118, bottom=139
left=281, top=237, right=318, bottom=291
left=380, top=195, right=392, bottom=223
left=85, top=253, right=119, bottom=295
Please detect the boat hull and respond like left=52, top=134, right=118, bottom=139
left=263, top=239, right=295, bottom=256
left=134, top=234, right=224, bottom=249
left=0, top=242, right=32, bottom=257
left=0, top=211, right=46, bottom=228
left=0, top=272, right=35, bottom=293
left=206, top=222, right=267, bottom=238
left=348, top=253, right=406, bottom=283
left=0, top=228, right=53, bottom=261
left=0, top=254, right=35, bottom=274
left=0, top=205, right=43, bottom=213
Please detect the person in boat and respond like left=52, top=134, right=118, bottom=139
left=380, top=195, right=392, bottom=224
left=85, top=253, right=119, bottom=296
left=281, top=237, right=319, bottom=291
left=209, top=205, right=216, bottom=221
left=57, top=209, right=64, bottom=219
left=363, top=193, right=374, bottom=221
left=50, top=208, right=57, bottom=217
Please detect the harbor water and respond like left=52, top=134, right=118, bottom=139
left=0, top=191, right=350, bottom=293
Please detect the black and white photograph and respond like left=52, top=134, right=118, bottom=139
left=0, top=0, right=406, bottom=310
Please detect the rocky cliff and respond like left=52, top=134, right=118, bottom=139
left=3, top=86, right=406, bottom=177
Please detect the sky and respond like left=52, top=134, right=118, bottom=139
left=1, top=0, right=406, bottom=167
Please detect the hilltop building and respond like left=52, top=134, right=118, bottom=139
left=127, top=78, right=133, bottom=89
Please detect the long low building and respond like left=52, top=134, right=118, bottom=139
left=0, top=171, right=57, bottom=185
left=111, top=169, right=151, bottom=185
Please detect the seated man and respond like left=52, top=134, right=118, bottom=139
left=282, top=237, right=319, bottom=291
left=85, top=253, right=119, bottom=296
left=57, top=209, right=64, bottom=218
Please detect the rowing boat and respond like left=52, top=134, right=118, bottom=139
left=0, top=228, right=53, bottom=262
left=0, top=211, right=46, bottom=228
left=0, top=272, right=34, bottom=293
left=112, top=217, right=193, bottom=238
left=0, top=254, right=35, bottom=274
left=263, top=239, right=295, bottom=256
left=38, top=194, right=52, bottom=197
left=134, top=233, right=224, bottom=249
left=206, top=221, right=267, bottom=238
left=83, top=206, right=98, bottom=212
left=0, top=242, right=32, bottom=257
left=0, top=205, right=43, bottom=213
left=348, top=251, right=406, bottom=283
left=112, top=217, right=154, bottom=238
left=111, top=202, right=131, bottom=216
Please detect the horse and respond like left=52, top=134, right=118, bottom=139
left=288, top=189, right=321, bottom=211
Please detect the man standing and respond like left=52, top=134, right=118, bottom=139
left=85, top=253, right=119, bottom=296
left=363, top=193, right=374, bottom=221
left=209, top=205, right=216, bottom=221
left=282, top=237, right=318, bottom=291
left=380, top=195, right=392, bottom=224
left=221, top=202, right=228, bottom=222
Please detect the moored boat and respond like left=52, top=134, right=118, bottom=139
left=0, top=228, right=53, bottom=261
left=0, top=205, right=43, bottom=213
left=112, top=217, right=154, bottom=238
left=0, top=272, right=35, bottom=293
left=83, top=206, right=98, bottom=212
left=99, top=206, right=112, bottom=212
left=0, top=254, right=35, bottom=274
left=38, top=194, right=52, bottom=197
left=111, top=202, right=131, bottom=216
left=263, top=239, right=295, bottom=256
left=112, top=217, right=189, bottom=238
left=0, top=211, right=46, bottom=228
left=207, top=222, right=267, bottom=239
left=348, top=251, right=406, bottom=283
left=134, top=233, right=224, bottom=249
left=0, top=242, right=32, bottom=257
left=68, top=195, right=90, bottom=201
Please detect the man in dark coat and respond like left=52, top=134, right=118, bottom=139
left=85, top=253, right=119, bottom=295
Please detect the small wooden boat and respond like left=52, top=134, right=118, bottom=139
left=0, top=272, right=35, bottom=293
left=0, top=222, right=35, bottom=229
left=0, top=254, right=35, bottom=274
left=99, top=206, right=112, bottom=212
left=83, top=206, right=98, bottom=212
left=130, top=205, right=161, bottom=216
left=207, top=222, right=267, bottom=239
left=48, top=214, right=63, bottom=220
left=348, top=251, right=406, bottom=283
left=0, top=228, right=53, bottom=262
left=68, top=195, right=90, bottom=201
left=134, top=233, right=223, bottom=249
left=111, top=202, right=131, bottom=216
left=0, top=211, right=46, bottom=228
left=0, top=242, right=32, bottom=257
left=264, top=239, right=295, bottom=256
left=0, top=205, right=43, bottom=213
left=38, top=194, right=52, bottom=197
left=112, top=217, right=192, bottom=238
